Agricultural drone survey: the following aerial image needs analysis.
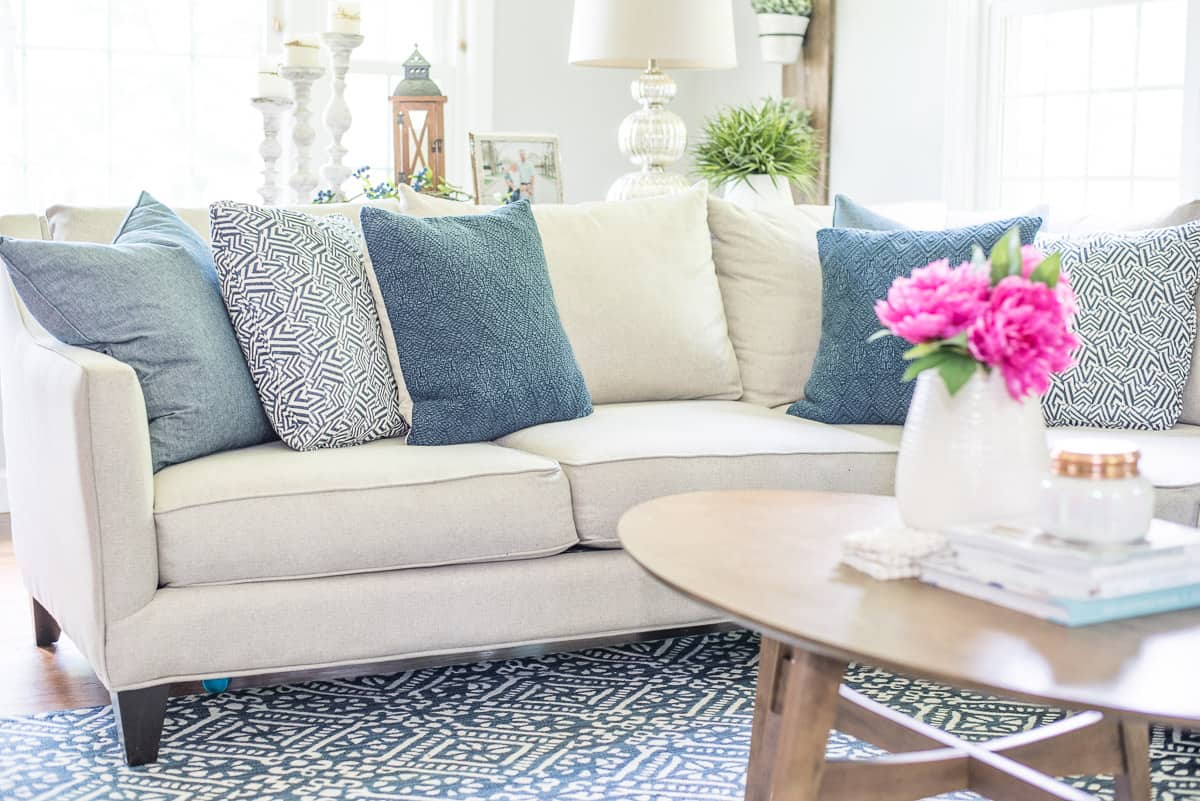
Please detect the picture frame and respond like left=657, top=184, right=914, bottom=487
left=469, top=132, right=564, bottom=206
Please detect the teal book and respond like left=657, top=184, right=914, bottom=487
left=920, top=564, right=1200, bottom=626
left=1056, top=583, right=1200, bottom=626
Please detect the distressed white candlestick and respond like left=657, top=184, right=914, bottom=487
left=280, top=64, right=326, bottom=204
left=251, top=96, right=293, bottom=206
left=320, top=32, right=364, bottom=199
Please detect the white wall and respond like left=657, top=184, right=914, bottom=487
left=491, top=0, right=954, bottom=205
left=491, top=0, right=780, bottom=202
left=828, top=0, right=950, bottom=203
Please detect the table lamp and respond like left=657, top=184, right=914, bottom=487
left=568, top=0, right=737, bottom=201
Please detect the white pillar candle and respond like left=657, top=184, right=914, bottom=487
left=284, top=36, right=322, bottom=67
left=328, top=2, right=361, bottom=35
left=255, top=57, right=290, bottom=99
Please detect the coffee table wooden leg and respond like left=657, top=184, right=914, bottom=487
left=745, top=637, right=846, bottom=801
left=1113, top=721, right=1151, bottom=801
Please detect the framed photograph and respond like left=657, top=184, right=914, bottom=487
left=469, top=133, right=564, bottom=206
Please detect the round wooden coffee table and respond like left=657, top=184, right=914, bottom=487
left=619, top=490, right=1200, bottom=801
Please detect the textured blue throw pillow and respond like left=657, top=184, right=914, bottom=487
left=360, top=201, right=592, bottom=445
left=0, top=192, right=275, bottom=471
left=788, top=216, right=1044, bottom=425
left=831, top=195, right=909, bottom=230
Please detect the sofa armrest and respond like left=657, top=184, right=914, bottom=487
left=0, top=271, right=156, bottom=686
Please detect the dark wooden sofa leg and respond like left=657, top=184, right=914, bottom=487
left=31, top=598, right=61, bottom=647
left=112, top=685, right=170, bottom=766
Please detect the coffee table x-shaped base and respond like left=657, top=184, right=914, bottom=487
left=746, top=638, right=1151, bottom=801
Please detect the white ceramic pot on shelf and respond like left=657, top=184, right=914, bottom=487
left=895, top=369, right=1049, bottom=532
left=722, top=174, right=794, bottom=211
left=756, top=13, right=809, bottom=63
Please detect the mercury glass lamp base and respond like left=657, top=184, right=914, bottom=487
left=606, top=171, right=690, bottom=201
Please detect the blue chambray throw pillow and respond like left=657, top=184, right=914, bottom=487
left=0, top=192, right=275, bottom=470
left=360, top=201, right=592, bottom=445
left=787, top=216, right=1044, bottom=425
left=831, top=194, right=909, bottom=230
left=210, top=201, right=412, bottom=451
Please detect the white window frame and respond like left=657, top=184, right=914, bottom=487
left=943, top=0, right=1200, bottom=210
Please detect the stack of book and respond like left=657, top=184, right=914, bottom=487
left=918, top=521, right=1200, bottom=626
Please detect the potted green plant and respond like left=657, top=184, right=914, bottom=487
left=693, top=98, right=821, bottom=210
left=752, top=0, right=812, bottom=63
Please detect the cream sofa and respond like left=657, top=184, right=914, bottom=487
left=2, top=195, right=1200, bottom=767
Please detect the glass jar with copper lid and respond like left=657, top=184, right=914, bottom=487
left=1038, top=439, right=1154, bottom=545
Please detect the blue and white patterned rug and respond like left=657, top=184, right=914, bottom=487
left=0, top=630, right=1196, bottom=800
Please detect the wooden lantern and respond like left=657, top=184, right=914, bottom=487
left=389, top=47, right=447, bottom=188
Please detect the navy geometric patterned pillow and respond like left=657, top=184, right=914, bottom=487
left=209, top=201, right=411, bottom=451
left=360, top=201, right=593, bottom=445
left=788, top=216, right=1044, bottom=425
left=1039, top=222, right=1200, bottom=430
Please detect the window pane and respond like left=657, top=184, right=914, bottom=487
left=1090, top=3, right=1138, bottom=89
left=1087, top=91, right=1134, bottom=176
left=1044, top=9, right=1091, bottom=93
left=194, top=0, right=263, bottom=57
left=343, top=71, right=394, bottom=185
left=24, top=49, right=110, bottom=207
left=1001, top=179, right=1043, bottom=209
left=193, top=56, right=260, bottom=202
left=1133, top=89, right=1183, bottom=177
left=1002, top=96, right=1044, bottom=178
left=1137, top=0, right=1187, bottom=85
left=0, top=39, right=24, bottom=212
left=355, top=0, right=436, bottom=63
left=1043, top=179, right=1088, bottom=212
left=1087, top=178, right=1133, bottom=210
left=110, top=53, right=192, bottom=201
left=25, top=0, right=107, bottom=49
left=1043, top=93, right=1087, bottom=177
left=111, top=0, right=191, bottom=54
left=1011, top=14, right=1048, bottom=95
left=0, top=0, right=20, bottom=49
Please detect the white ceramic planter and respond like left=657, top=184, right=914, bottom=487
left=895, top=369, right=1048, bottom=532
left=756, top=13, right=809, bottom=64
left=722, top=174, right=794, bottom=211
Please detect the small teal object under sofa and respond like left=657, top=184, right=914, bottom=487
left=2, top=184, right=1200, bottom=765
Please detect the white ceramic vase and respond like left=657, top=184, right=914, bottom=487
left=722, top=174, right=794, bottom=211
left=756, top=13, right=809, bottom=63
left=895, top=369, right=1048, bottom=532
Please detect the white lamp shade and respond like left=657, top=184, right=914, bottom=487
left=568, top=0, right=737, bottom=70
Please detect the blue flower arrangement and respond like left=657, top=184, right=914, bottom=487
left=313, top=166, right=471, bottom=204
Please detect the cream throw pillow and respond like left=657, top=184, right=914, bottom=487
left=397, top=184, right=742, bottom=405
left=708, top=197, right=823, bottom=408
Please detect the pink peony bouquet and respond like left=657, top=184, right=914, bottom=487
left=871, top=227, right=1078, bottom=400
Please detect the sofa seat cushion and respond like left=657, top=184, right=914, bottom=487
left=153, top=439, right=578, bottom=587
left=498, top=401, right=899, bottom=547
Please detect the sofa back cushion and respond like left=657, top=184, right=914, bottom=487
left=43, top=199, right=403, bottom=243
left=0, top=214, right=46, bottom=240
left=397, top=184, right=742, bottom=405
left=708, top=198, right=823, bottom=408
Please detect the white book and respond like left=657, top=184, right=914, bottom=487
left=950, top=548, right=1200, bottom=599
left=943, top=520, right=1200, bottom=571
left=920, top=561, right=1200, bottom=626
